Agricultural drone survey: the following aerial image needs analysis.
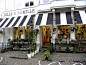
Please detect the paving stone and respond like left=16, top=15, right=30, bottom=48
left=0, top=51, right=86, bottom=65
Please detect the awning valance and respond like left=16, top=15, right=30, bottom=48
left=0, top=15, right=34, bottom=28
left=55, top=12, right=73, bottom=25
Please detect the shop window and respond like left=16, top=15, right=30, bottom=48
left=75, top=25, right=86, bottom=39
left=25, top=26, right=30, bottom=39
left=14, top=27, right=21, bottom=38
left=30, top=1, right=34, bottom=6
left=58, top=25, right=70, bottom=41
left=25, top=2, right=29, bottom=7
left=74, top=14, right=76, bottom=21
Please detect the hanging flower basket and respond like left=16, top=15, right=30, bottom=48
left=0, top=31, right=3, bottom=34
left=20, top=30, right=23, bottom=34
left=71, top=27, right=74, bottom=31
left=53, top=28, right=56, bottom=33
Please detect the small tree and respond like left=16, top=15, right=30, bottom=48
left=28, top=28, right=33, bottom=44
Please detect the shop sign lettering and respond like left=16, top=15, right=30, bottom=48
left=3, top=9, right=35, bottom=17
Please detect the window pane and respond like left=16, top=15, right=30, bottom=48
left=25, top=2, right=29, bottom=7
left=30, top=1, right=34, bottom=6
left=43, top=0, right=49, bottom=3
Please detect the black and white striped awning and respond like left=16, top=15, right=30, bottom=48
left=0, top=15, right=34, bottom=28
left=55, top=12, right=73, bottom=25
left=74, top=10, right=86, bottom=24
left=35, top=13, right=53, bottom=26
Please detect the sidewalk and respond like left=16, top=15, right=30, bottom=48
left=0, top=50, right=86, bottom=65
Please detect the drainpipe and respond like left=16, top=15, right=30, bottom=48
left=52, top=8, right=56, bottom=50
left=52, top=8, right=56, bottom=44
left=71, top=7, right=75, bottom=40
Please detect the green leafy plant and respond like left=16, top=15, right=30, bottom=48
left=32, top=29, right=39, bottom=44
left=47, top=43, right=53, bottom=52
left=9, top=41, right=13, bottom=47
left=8, top=39, right=11, bottom=42
left=28, top=28, right=33, bottom=44
left=13, top=38, right=17, bottom=42
left=26, top=46, right=31, bottom=54
left=43, top=50, right=50, bottom=58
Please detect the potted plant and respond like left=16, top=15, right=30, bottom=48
left=26, top=46, right=31, bottom=58
left=43, top=50, right=50, bottom=61
left=9, top=40, right=13, bottom=50
left=20, top=30, right=23, bottom=34
left=28, top=28, right=33, bottom=44
left=0, top=31, right=3, bottom=34
left=31, top=45, right=35, bottom=57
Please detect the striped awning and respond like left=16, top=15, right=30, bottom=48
left=35, top=13, right=53, bottom=26
left=0, top=15, right=34, bottom=28
left=55, top=12, right=73, bottom=25
left=74, top=10, right=86, bottom=24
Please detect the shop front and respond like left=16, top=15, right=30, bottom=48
left=0, top=8, right=37, bottom=49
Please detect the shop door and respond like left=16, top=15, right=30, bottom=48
left=42, top=26, right=51, bottom=47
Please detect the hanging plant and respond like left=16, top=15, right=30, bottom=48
left=53, top=28, right=56, bottom=33
left=71, top=27, right=74, bottom=31
left=20, top=30, right=23, bottom=34
left=0, top=31, right=3, bottom=34
left=75, top=26, right=78, bottom=30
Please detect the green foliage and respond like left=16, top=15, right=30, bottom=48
left=28, top=28, right=39, bottom=44
left=26, top=46, right=31, bottom=54
left=8, top=39, right=11, bottom=41
left=43, top=50, right=50, bottom=58
left=9, top=41, right=13, bottom=47
left=28, top=28, right=33, bottom=43
left=13, top=38, right=17, bottom=42
left=47, top=43, right=53, bottom=52
left=47, top=46, right=52, bottom=52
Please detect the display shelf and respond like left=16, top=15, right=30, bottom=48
left=55, top=41, right=86, bottom=53
left=12, top=42, right=29, bottom=51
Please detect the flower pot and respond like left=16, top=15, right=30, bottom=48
left=27, top=54, right=31, bottom=58
left=31, top=52, right=34, bottom=57
left=45, top=57, right=48, bottom=60
left=35, top=51, right=37, bottom=54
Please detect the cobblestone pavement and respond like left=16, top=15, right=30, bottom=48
left=0, top=51, right=86, bottom=65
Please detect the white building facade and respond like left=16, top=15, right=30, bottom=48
left=0, top=0, right=86, bottom=50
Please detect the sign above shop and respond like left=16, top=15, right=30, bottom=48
left=2, top=8, right=37, bottom=17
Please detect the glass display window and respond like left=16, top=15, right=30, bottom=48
left=75, top=24, right=86, bottom=39
left=58, top=25, right=70, bottom=41
left=14, top=27, right=21, bottom=38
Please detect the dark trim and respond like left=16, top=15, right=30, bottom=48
left=0, top=19, right=3, bottom=22
left=74, top=11, right=82, bottom=24
left=19, top=15, right=27, bottom=26
left=12, top=16, right=21, bottom=27
left=0, top=18, right=9, bottom=27
left=36, top=14, right=43, bottom=25
left=66, top=12, right=73, bottom=24
left=46, top=13, right=53, bottom=25
left=27, top=15, right=35, bottom=26
left=56, top=12, right=60, bottom=25
left=6, top=17, right=15, bottom=27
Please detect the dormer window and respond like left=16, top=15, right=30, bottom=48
left=43, top=0, right=49, bottom=3
left=25, top=2, right=29, bottom=7
left=30, top=1, right=34, bottom=6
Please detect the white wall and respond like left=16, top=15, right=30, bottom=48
left=1, top=0, right=39, bottom=11
left=3, top=28, right=10, bottom=43
left=0, top=29, right=3, bottom=50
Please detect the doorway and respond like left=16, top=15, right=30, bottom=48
left=42, top=26, right=51, bottom=47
